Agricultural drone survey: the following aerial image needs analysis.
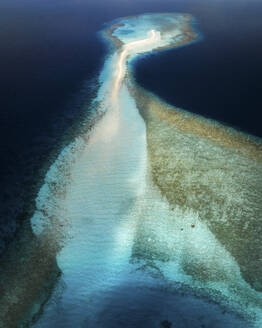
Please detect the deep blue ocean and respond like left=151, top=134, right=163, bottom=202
left=0, top=0, right=262, bottom=251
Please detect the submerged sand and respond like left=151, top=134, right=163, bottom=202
left=0, top=12, right=262, bottom=328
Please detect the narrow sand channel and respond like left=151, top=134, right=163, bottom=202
left=30, top=30, right=156, bottom=327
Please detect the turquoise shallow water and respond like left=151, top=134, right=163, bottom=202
left=27, top=13, right=262, bottom=327
left=31, top=79, right=251, bottom=324
left=31, top=75, right=149, bottom=325
left=1, top=0, right=262, bottom=273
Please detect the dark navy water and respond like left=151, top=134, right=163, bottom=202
left=133, top=3, right=262, bottom=137
left=0, top=0, right=262, bottom=252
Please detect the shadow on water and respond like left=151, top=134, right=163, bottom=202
left=48, top=280, right=251, bottom=328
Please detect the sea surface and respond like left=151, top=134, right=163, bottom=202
left=133, top=2, right=262, bottom=137
left=0, top=0, right=262, bottom=289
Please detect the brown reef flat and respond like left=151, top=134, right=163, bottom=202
left=131, top=83, right=262, bottom=292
